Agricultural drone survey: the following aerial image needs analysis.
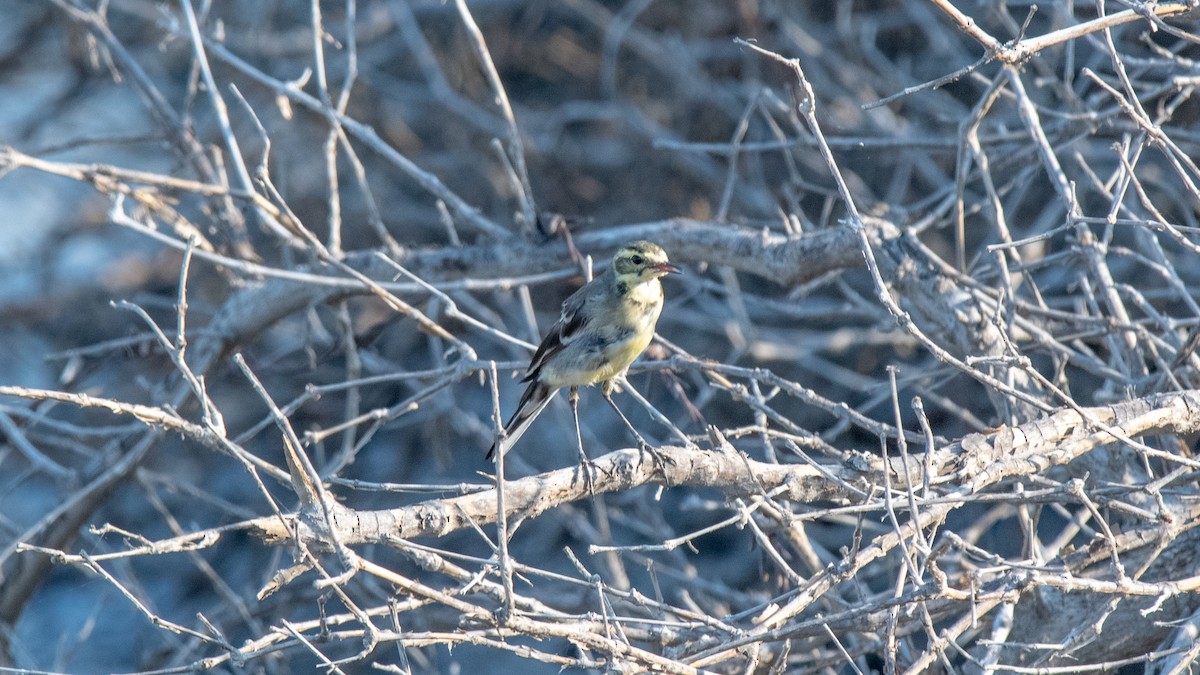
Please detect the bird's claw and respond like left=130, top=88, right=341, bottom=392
left=575, top=456, right=600, bottom=496
left=638, top=443, right=673, bottom=482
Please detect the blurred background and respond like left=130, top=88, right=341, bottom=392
left=3, top=0, right=1200, bottom=672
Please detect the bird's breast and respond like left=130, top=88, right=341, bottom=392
left=619, top=279, right=664, bottom=325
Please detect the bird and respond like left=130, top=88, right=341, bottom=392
left=488, top=240, right=680, bottom=461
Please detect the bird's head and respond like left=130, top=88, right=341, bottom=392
left=612, top=240, right=680, bottom=282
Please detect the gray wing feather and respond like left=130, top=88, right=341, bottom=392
left=523, top=271, right=609, bottom=381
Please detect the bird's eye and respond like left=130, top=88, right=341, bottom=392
left=630, top=255, right=644, bottom=265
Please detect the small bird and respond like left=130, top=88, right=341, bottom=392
left=488, top=241, right=680, bottom=461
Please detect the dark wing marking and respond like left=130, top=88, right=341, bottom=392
left=521, top=273, right=604, bottom=382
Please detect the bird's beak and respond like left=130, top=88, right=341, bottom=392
left=652, top=262, right=681, bottom=275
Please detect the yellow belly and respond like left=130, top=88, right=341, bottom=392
left=591, top=329, right=654, bottom=382
left=540, top=328, right=653, bottom=388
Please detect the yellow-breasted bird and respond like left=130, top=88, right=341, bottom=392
left=488, top=241, right=680, bottom=460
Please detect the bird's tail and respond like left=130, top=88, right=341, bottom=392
left=487, top=382, right=557, bottom=460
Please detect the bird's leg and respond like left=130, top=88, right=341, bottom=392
left=569, top=386, right=596, bottom=495
left=602, top=380, right=668, bottom=478
left=601, top=380, right=649, bottom=448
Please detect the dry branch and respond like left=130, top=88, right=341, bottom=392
left=4, top=0, right=1200, bottom=673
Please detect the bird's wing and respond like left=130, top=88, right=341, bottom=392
left=521, top=273, right=603, bottom=382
